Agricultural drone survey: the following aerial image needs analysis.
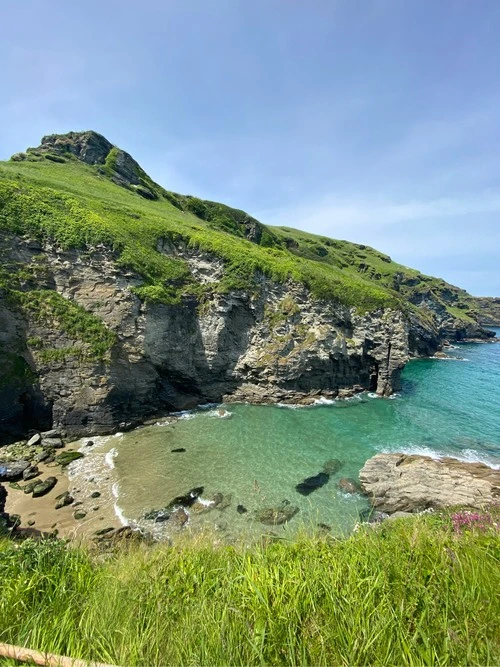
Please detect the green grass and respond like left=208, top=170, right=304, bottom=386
left=0, top=514, right=498, bottom=666
left=0, top=155, right=479, bottom=321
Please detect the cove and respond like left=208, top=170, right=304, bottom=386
left=71, top=331, right=500, bottom=542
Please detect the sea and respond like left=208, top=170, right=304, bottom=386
left=69, top=328, right=500, bottom=542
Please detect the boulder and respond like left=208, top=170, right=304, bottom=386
left=32, top=476, right=58, bottom=498
left=55, top=451, right=84, bottom=466
left=0, top=460, right=30, bottom=482
left=359, top=453, right=500, bottom=513
left=255, top=502, right=299, bottom=525
left=55, top=491, right=74, bottom=509
left=42, top=437, right=64, bottom=449
left=27, top=433, right=41, bottom=446
left=34, top=450, right=52, bottom=463
left=165, top=487, right=204, bottom=510
left=169, top=507, right=189, bottom=527
left=296, top=472, right=330, bottom=496
left=23, top=480, right=40, bottom=494
left=22, top=465, right=40, bottom=481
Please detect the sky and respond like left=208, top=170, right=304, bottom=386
left=1, top=1, right=499, bottom=296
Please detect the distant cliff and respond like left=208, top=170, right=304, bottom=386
left=0, top=131, right=492, bottom=443
left=474, top=297, right=500, bottom=326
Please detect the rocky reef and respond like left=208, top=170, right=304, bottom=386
left=360, top=453, right=500, bottom=514
left=0, top=131, right=491, bottom=442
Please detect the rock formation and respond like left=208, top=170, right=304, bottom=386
left=359, top=453, right=500, bottom=513
left=0, top=131, right=492, bottom=442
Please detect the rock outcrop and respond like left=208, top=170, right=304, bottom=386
left=359, top=453, right=500, bottom=513
left=0, top=131, right=491, bottom=442
left=474, top=297, right=500, bottom=327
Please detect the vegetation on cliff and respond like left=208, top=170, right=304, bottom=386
left=0, top=513, right=498, bottom=666
left=0, top=131, right=480, bottom=324
left=475, top=297, right=500, bottom=326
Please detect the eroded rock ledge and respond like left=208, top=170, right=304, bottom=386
left=359, top=453, right=500, bottom=513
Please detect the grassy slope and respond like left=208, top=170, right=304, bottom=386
left=0, top=514, right=498, bottom=666
left=0, top=156, right=478, bottom=321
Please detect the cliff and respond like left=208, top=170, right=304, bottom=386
left=474, top=297, right=500, bottom=326
left=0, top=131, right=491, bottom=442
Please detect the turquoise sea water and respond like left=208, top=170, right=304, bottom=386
left=74, top=331, right=500, bottom=541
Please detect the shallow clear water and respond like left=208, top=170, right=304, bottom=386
left=74, top=330, right=500, bottom=541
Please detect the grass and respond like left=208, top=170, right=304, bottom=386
left=0, top=513, right=498, bottom=666
left=0, top=154, right=480, bottom=321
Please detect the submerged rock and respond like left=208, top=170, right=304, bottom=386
left=171, top=448, right=186, bottom=453
left=295, top=472, right=330, bottom=496
left=360, top=453, right=500, bottom=513
left=236, top=504, right=248, bottom=514
left=322, top=459, right=343, bottom=475
left=337, top=477, right=362, bottom=494
left=255, top=502, right=299, bottom=525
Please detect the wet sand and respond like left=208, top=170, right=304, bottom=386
left=5, top=443, right=120, bottom=542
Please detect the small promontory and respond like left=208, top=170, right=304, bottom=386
left=360, top=453, right=500, bottom=513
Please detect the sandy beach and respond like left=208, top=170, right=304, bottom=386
left=5, top=442, right=121, bottom=542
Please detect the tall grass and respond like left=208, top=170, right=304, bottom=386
left=0, top=515, right=498, bottom=666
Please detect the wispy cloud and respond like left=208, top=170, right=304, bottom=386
left=262, top=192, right=500, bottom=234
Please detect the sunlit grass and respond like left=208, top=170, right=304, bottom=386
left=0, top=514, right=498, bottom=666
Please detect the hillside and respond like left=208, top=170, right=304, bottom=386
left=0, top=131, right=491, bottom=441
left=475, top=297, right=500, bottom=326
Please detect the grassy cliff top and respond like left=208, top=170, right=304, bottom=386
left=0, top=131, right=478, bottom=318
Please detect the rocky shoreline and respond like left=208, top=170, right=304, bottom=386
left=2, top=413, right=499, bottom=544
left=360, top=453, right=500, bottom=514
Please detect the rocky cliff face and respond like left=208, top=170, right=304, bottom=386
left=0, top=131, right=492, bottom=443
left=475, top=297, right=500, bottom=326
left=0, top=232, right=412, bottom=441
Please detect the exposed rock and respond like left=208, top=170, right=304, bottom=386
left=22, top=465, right=40, bottom=481
left=337, top=477, right=362, bottom=494
left=169, top=507, right=189, bottom=527
left=42, top=437, right=64, bottom=449
left=74, top=510, right=87, bottom=520
left=32, top=476, right=58, bottom=497
left=55, top=450, right=84, bottom=466
left=295, top=472, right=330, bottom=496
left=55, top=491, right=74, bottom=509
left=255, top=502, right=299, bottom=525
left=165, top=487, right=204, bottom=510
left=27, top=433, right=41, bottom=446
left=23, top=480, right=39, bottom=494
left=0, top=460, right=30, bottom=482
left=34, top=450, right=52, bottom=463
left=0, top=134, right=491, bottom=443
left=360, top=453, right=500, bottom=513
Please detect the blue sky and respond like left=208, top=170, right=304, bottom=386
left=1, top=1, right=499, bottom=295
